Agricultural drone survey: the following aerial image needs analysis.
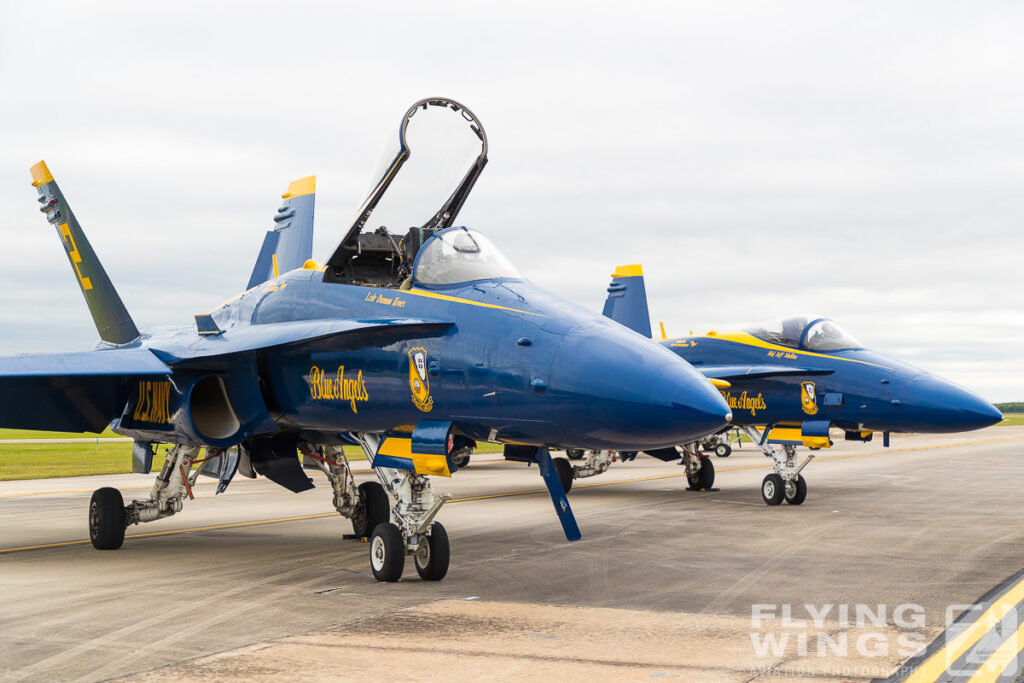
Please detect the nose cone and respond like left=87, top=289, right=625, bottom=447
left=548, top=322, right=732, bottom=450
left=899, top=374, right=1003, bottom=433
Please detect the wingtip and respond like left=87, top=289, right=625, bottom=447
left=281, top=175, right=316, bottom=199
left=30, top=160, right=53, bottom=188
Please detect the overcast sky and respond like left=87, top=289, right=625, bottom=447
left=0, top=1, right=1021, bottom=402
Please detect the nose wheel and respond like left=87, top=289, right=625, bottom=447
left=784, top=475, right=807, bottom=505
left=761, top=473, right=808, bottom=506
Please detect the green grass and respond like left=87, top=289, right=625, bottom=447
left=999, top=413, right=1024, bottom=426
left=0, top=441, right=164, bottom=481
left=0, top=428, right=121, bottom=440
left=0, top=438, right=508, bottom=482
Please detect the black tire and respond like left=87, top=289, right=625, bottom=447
left=552, top=457, right=573, bottom=493
left=369, top=522, right=405, bottom=582
left=451, top=450, right=471, bottom=468
left=351, top=481, right=390, bottom=538
left=414, top=522, right=450, bottom=581
left=89, top=487, right=126, bottom=550
left=784, top=475, right=807, bottom=505
left=715, top=443, right=732, bottom=458
left=565, top=449, right=586, bottom=461
left=761, top=474, right=785, bottom=506
left=687, top=457, right=715, bottom=490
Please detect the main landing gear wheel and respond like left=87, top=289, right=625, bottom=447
left=687, top=457, right=715, bottom=490
left=89, top=487, right=126, bottom=550
left=351, top=481, right=390, bottom=538
left=714, top=443, right=732, bottom=458
left=414, top=522, right=450, bottom=581
left=761, top=474, right=785, bottom=506
left=784, top=475, right=807, bottom=505
left=553, top=457, right=574, bottom=493
left=451, top=449, right=471, bottom=469
left=370, top=522, right=405, bottom=582
left=566, top=449, right=586, bottom=461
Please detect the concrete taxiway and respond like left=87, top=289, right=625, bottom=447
left=2, top=427, right=1024, bottom=681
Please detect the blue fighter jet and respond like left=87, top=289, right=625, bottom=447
left=573, top=264, right=1002, bottom=506
left=4, top=99, right=731, bottom=582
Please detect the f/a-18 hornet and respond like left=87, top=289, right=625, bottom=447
left=576, top=264, right=1000, bottom=506
left=5, top=98, right=731, bottom=581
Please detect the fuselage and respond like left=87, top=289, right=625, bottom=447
left=113, top=266, right=731, bottom=451
left=666, top=331, right=1002, bottom=434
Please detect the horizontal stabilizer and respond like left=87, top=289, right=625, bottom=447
left=696, top=365, right=835, bottom=381
left=0, top=349, right=170, bottom=432
left=155, top=317, right=454, bottom=365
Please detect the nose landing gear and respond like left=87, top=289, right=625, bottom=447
left=742, top=427, right=815, bottom=506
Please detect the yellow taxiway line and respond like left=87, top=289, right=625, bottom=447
left=905, top=569, right=1024, bottom=682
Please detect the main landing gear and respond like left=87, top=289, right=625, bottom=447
left=301, top=444, right=390, bottom=538
left=89, top=444, right=203, bottom=550
left=354, top=434, right=451, bottom=583
left=741, top=427, right=815, bottom=506
left=682, top=446, right=715, bottom=490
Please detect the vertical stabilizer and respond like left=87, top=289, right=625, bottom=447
left=601, top=264, right=652, bottom=338
left=247, top=176, right=315, bottom=289
left=30, top=161, right=140, bottom=345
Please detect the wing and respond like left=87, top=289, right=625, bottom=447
left=158, top=317, right=455, bottom=366
left=695, top=365, right=835, bottom=380
left=0, top=348, right=170, bottom=432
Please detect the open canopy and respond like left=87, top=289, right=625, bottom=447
left=745, top=316, right=863, bottom=352
left=324, top=97, right=488, bottom=286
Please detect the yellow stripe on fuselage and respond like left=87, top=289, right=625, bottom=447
left=402, top=288, right=544, bottom=316
left=670, top=331, right=889, bottom=369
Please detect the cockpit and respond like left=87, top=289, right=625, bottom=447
left=412, top=227, right=522, bottom=286
left=745, top=315, right=863, bottom=352
left=322, top=97, right=489, bottom=287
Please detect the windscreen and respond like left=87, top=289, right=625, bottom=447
left=802, top=319, right=863, bottom=351
left=413, top=228, right=522, bottom=285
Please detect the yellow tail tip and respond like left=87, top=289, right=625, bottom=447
left=282, top=175, right=316, bottom=199
left=30, top=160, right=53, bottom=187
left=611, top=264, right=643, bottom=278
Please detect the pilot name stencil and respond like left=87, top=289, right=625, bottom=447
left=308, top=365, right=369, bottom=413
left=721, top=390, right=767, bottom=417
left=364, top=291, right=407, bottom=308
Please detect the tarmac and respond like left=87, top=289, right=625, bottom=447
left=2, top=427, right=1024, bottom=681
